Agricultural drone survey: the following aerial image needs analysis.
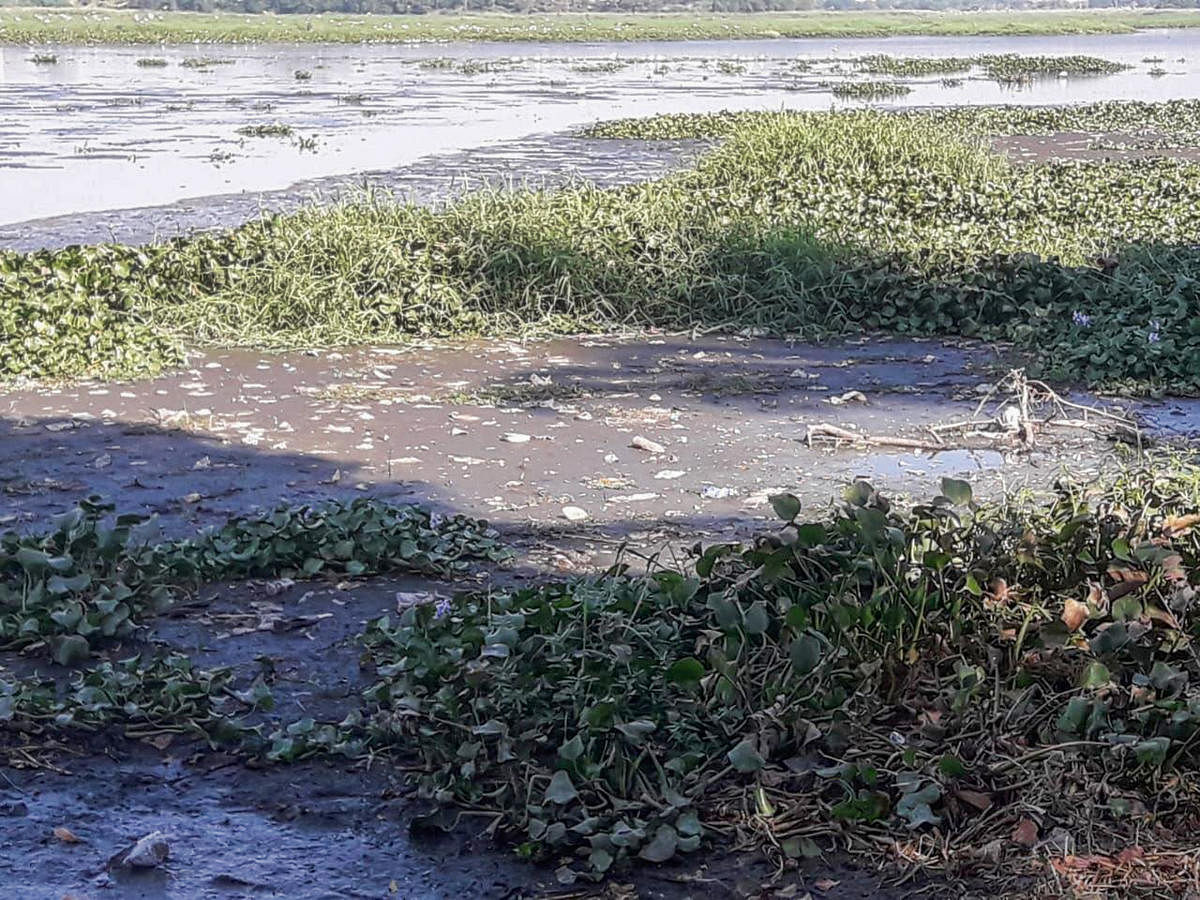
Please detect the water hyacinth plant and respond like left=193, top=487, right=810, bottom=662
left=5, top=101, right=1200, bottom=394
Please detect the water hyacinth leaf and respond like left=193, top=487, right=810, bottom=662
left=790, top=633, right=823, bottom=675
left=938, top=755, right=968, bottom=777
left=941, top=478, right=973, bottom=507
left=638, top=825, right=678, bottom=863
left=1080, top=661, right=1111, bottom=689
left=50, top=634, right=90, bottom=666
left=781, top=836, right=822, bottom=859
left=47, top=573, right=91, bottom=594
left=727, top=739, right=764, bottom=773
left=675, top=811, right=703, bottom=837
left=770, top=493, right=802, bottom=523
left=742, top=602, right=770, bottom=636
left=665, top=657, right=705, bottom=688
left=795, top=523, right=826, bottom=548
left=1134, top=737, right=1171, bottom=767
left=544, top=770, right=578, bottom=805
left=558, top=734, right=584, bottom=761
left=896, top=783, right=942, bottom=828
left=615, top=720, right=657, bottom=744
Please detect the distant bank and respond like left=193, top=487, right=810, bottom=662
left=3, top=7, right=1200, bottom=45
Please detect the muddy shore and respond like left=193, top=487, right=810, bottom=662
left=3, top=332, right=1159, bottom=899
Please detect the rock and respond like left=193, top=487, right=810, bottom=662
left=603, top=452, right=619, bottom=463
left=501, top=433, right=531, bottom=443
left=700, top=486, right=738, bottom=499
left=561, top=506, right=589, bottom=522
left=826, top=390, right=868, bottom=406
left=122, top=831, right=169, bottom=868
left=653, top=470, right=685, bottom=480
left=629, top=436, right=665, bottom=454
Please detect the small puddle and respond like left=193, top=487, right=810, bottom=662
left=855, top=448, right=1006, bottom=481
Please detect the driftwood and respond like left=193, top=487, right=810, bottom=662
left=807, top=369, right=1140, bottom=452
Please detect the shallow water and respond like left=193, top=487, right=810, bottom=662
left=1, top=29, right=1198, bottom=228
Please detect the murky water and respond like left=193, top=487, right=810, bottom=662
left=1, top=29, right=1198, bottom=228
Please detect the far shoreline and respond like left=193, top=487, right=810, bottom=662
left=3, top=7, right=1200, bottom=46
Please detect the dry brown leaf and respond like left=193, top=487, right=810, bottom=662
left=1062, top=596, right=1090, bottom=632
left=1162, top=514, right=1200, bottom=537
left=1145, top=604, right=1181, bottom=630
left=1086, top=582, right=1106, bottom=612
left=1011, top=817, right=1039, bottom=847
left=53, top=826, right=81, bottom=844
left=1107, top=566, right=1149, bottom=585
left=1115, top=846, right=1145, bottom=866
left=813, top=879, right=839, bottom=891
left=955, top=789, right=993, bottom=811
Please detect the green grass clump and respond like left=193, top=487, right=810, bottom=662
left=7, top=103, right=1200, bottom=393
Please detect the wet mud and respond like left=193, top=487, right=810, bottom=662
left=0, top=337, right=1186, bottom=899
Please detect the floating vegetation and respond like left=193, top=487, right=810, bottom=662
left=715, top=60, right=747, bottom=75
left=338, top=93, right=368, bottom=105
left=181, top=56, right=234, bottom=69
left=571, top=60, right=628, bottom=74
left=854, top=54, right=973, bottom=76
left=296, top=135, right=318, bottom=152
left=1150, top=67, right=1168, bottom=78
left=980, top=53, right=1128, bottom=83
left=829, top=80, right=912, bottom=99
left=29, top=52, right=57, bottom=64
left=941, top=77, right=964, bottom=88
left=293, top=68, right=312, bottom=81
left=235, top=122, right=293, bottom=138
left=135, top=57, right=167, bottom=67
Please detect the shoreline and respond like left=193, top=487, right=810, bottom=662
left=3, top=8, right=1200, bottom=46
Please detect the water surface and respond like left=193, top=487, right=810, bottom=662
left=1, top=29, right=1197, bottom=227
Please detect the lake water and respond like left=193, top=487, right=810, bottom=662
left=1, top=29, right=1197, bottom=229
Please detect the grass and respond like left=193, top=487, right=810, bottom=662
left=1, top=8, right=1200, bottom=45
left=7, top=101, right=1200, bottom=394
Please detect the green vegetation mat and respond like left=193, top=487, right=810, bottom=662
left=2, top=8, right=1199, bottom=45
left=7, top=100, right=1200, bottom=394
left=6, top=460, right=1200, bottom=882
